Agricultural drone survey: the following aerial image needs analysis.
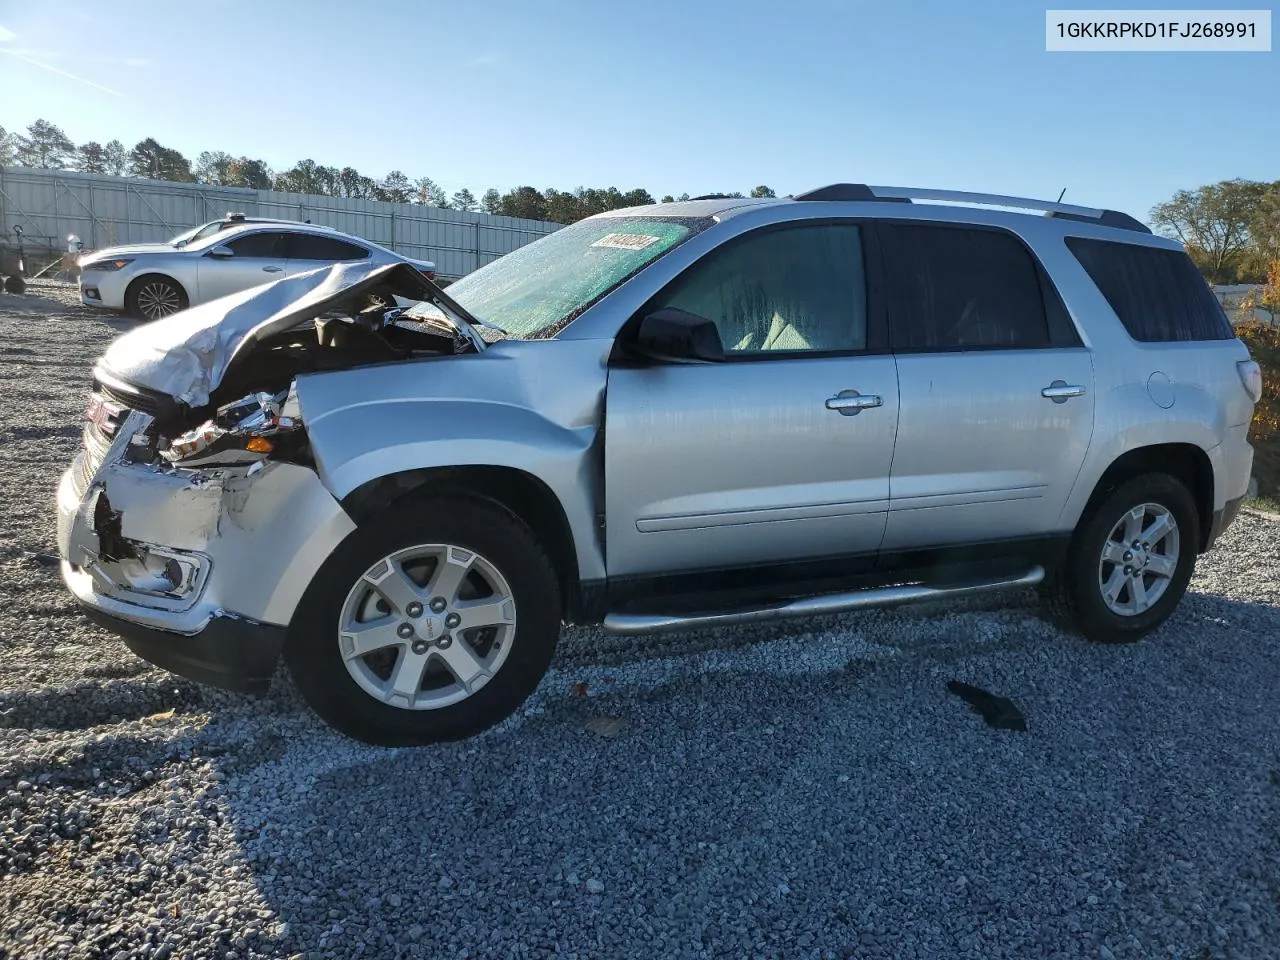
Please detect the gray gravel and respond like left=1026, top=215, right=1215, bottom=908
left=2, top=281, right=1280, bottom=960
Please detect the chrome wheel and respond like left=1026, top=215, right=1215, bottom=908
left=338, top=543, right=517, bottom=710
left=1097, top=502, right=1180, bottom=617
left=136, top=280, right=182, bottom=319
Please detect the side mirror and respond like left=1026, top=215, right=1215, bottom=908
left=207, top=244, right=234, bottom=259
left=629, top=308, right=725, bottom=363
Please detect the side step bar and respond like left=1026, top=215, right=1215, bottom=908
left=601, top=566, right=1045, bottom=636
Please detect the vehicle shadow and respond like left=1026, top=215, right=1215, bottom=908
left=206, top=581, right=1280, bottom=958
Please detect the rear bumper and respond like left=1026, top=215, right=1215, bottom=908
left=76, top=594, right=285, bottom=695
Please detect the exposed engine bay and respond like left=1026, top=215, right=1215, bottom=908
left=88, top=263, right=487, bottom=469
left=159, top=300, right=470, bottom=463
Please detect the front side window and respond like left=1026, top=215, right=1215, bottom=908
left=1066, top=237, right=1233, bottom=342
left=881, top=224, right=1051, bottom=351
left=652, top=223, right=868, bottom=355
left=225, top=231, right=286, bottom=258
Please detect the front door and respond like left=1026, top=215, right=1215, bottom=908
left=604, top=221, right=900, bottom=579
left=196, top=229, right=290, bottom=304
left=876, top=221, right=1096, bottom=550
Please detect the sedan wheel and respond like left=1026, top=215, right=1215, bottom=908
left=127, top=276, right=187, bottom=320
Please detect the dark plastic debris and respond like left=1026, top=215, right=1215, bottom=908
left=27, top=551, right=60, bottom=568
left=946, top=680, right=1027, bottom=731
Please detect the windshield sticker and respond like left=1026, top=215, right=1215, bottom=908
left=591, top=232, right=662, bottom=251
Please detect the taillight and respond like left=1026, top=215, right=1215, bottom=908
left=1238, top=359, right=1263, bottom=403
left=419, top=268, right=436, bottom=281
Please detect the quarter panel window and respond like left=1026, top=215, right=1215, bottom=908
left=1065, top=237, right=1233, bottom=342
left=652, top=224, right=869, bottom=355
left=881, top=224, right=1052, bottom=351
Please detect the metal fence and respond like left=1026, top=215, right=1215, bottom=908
left=0, top=166, right=562, bottom=279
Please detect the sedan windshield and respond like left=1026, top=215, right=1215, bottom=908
left=170, top=221, right=228, bottom=248
left=441, top=215, right=713, bottom=339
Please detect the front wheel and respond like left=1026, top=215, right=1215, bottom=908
left=1041, top=473, right=1199, bottom=644
left=285, top=497, right=562, bottom=745
left=126, top=275, right=188, bottom=320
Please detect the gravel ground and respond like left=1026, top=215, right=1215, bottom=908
left=2, top=281, right=1279, bottom=960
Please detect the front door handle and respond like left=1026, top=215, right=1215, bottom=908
left=825, top=390, right=883, bottom=416
left=263, top=265, right=283, bottom=273
left=1041, top=380, right=1086, bottom=403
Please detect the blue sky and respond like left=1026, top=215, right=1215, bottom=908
left=1, top=0, right=1275, bottom=222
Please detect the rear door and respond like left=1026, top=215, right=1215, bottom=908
left=604, top=221, right=900, bottom=579
left=196, top=230, right=290, bottom=303
left=877, top=222, right=1095, bottom=550
left=281, top=232, right=371, bottom=278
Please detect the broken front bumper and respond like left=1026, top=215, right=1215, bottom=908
left=56, top=412, right=356, bottom=693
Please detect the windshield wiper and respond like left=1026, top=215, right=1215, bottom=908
left=416, top=274, right=509, bottom=337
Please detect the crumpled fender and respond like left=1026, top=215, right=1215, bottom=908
left=295, top=338, right=612, bottom=582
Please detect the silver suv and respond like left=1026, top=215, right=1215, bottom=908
left=54, top=184, right=1262, bottom=745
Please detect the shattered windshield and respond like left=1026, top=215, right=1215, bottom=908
left=440, top=215, right=713, bottom=339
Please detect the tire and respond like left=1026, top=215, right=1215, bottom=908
left=284, top=497, right=562, bottom=746
left=1040, top=473, right=1199, bottom=644
left=125, top=274, right=188, bottom=321
left=3, top=275, right=25, bottom=295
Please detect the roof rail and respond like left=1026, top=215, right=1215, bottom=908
left=792, top=183, right=1151, bottom=234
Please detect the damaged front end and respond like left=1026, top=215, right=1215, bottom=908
left=56, top=262, right=478, bottom=692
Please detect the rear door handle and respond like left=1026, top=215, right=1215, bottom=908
left=1041, top=381, right=1086, bottom=403
left=263, top=265, right=283, bottom=273
left=825, top=390, right=883, bottom=416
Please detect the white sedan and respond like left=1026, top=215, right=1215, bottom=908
left=78, top=221, right=437, bottom=320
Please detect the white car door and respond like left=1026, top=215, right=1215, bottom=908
left=196, top=230, right=290, bottom=304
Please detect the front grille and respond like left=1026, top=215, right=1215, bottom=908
left=71, top=385, right=146, bottom=499
left=96, top=378, right=161, bottom=416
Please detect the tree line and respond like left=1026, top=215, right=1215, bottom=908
left=1150, top=178, right=1280, bottom=286
left=0, top=119, right=777, bottom=225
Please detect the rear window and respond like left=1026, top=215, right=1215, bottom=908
left=1066, top=237, right=1234, bottom=342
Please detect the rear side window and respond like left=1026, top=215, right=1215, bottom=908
left=285, top=234, right=369, bottom=261
left=1066, top=237, right=1233, bottom=342
left=880, top=224, right=1052, bottom=351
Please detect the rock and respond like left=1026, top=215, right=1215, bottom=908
left=586, top=878, right=605, bottom=894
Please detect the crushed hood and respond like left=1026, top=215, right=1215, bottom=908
left=97, top=262, right=462, bottom=409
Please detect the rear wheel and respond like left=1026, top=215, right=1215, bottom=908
left=1040, top=473, right=1199, bottom=643
left=126, top=274, right=187, bottom=320
left=285, top=497, right=561, bottom=745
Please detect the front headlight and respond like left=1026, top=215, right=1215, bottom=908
left=162, top=389, right=303, bottom=465
left=81, top=257, right=135, bottom=272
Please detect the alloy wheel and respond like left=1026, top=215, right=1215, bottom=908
left=338, top=543, right=517, bottom=710
left=136, top=281, right=183, bottom=319
left=1097, top=502, right=1180, bottom=616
